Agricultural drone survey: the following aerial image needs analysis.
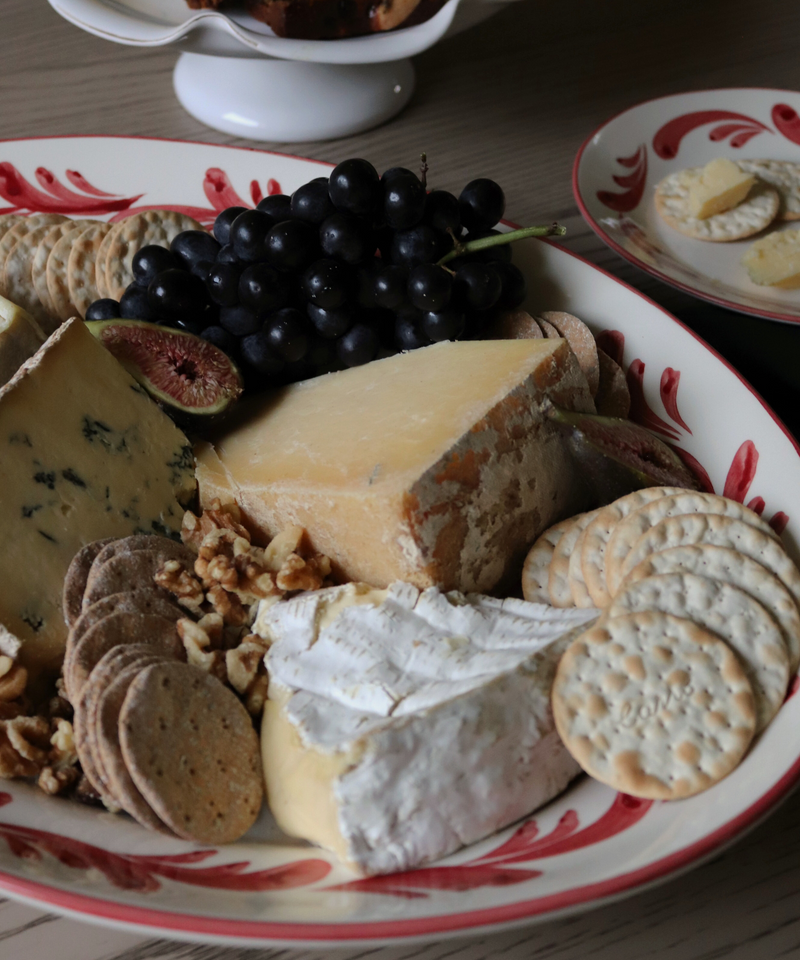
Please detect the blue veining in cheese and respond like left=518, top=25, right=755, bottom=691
left=0, top=318, right=196, bottom=673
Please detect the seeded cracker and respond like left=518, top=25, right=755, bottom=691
left=66, top=612, right=184, bottom=702
left=119, top=661, right=263, bottom=844
left=0, top=215, right=68, bottom=298
left=2, top=224, right=63, bottom=328
left=62, top=538, right=117, bottom=628
left=623, top=544, right=800, bottom=673
left=66, top=590, right=185, bottom=665
left=105, top=212, right=204, bottom=301
left=607, top=573, right=789, bottom=731
left=552, top=611, right=756, bottom=799
left=67, top=222, right=113, bottom=318
left=32, top=221, right=92, bottom=328
left=94, top=222, right=119, bottom=300
left=655, top=169, right=779, bottom=241
left=605, top=492, right=779, bottom=596
left=539, top=311, right=600, bottom=398
left=522, top=518, right=572, bottom=604
left=548, top=511, right=594, bottom=607
left=580, top=487, right=686, bottom=609
left=737, top=159, right=800, bottom=220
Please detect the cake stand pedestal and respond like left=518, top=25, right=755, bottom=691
left=173, top=52, right=415, bottom=141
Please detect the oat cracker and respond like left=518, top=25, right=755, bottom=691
left=62, top=538, right=117, bottom=628
left=105, top=211, right=203, bottom=301
left=119, top=661, right=263, bottom=844
left=607, top=573, right=789, bottom=731
left=655, top=169, right=779, bottom=241
left=539, top=311, right=600, bottom=397
left=552, top=611, right=756, bottom=799
left=83, top=547, right=196, bottom=610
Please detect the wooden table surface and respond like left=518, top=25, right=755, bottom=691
left=4, top=0, right=800, bottom=956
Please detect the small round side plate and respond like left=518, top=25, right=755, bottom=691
left=574, top=87, right=800, bottom=324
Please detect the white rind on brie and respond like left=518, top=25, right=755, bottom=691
left=256, top=583, right=597, bottom=875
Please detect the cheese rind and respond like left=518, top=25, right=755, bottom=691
left=258, top=583, right=596, bottom=874
left=688, top=158, right=755, bottom=219
left=197, top=339, right=595, bottom=594
left=0, top=318, right=196, bottom=673
left=742, top=228, right=800, bottom=288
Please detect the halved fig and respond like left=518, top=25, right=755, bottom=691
left=86, top=320, right=243, bottom=417
left=544, top=402, right=701, bottom=503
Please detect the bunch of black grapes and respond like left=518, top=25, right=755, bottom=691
left=86, top=158, right=527, bottom=392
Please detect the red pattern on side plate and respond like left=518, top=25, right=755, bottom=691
left=0, top=798, right=330, bottom=893
left=652, top=110, right=771, bottom=159
left=596, top=145, right=648, bottom=213
left=771, top=104, right=800, bottom=145
left=325, top=794, right=652, bottom=899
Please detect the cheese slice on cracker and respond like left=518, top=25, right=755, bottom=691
left=688, top=158, right=756, bottom=219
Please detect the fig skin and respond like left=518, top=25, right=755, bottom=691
left=85, top=319, right=243, bottom=419
left=543, top=402, right=701, bottom=505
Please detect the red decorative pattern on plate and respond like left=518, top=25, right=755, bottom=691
left=325, top=794, right=652, bottom=899
left=596, top=145, right=648, bottom=213
left=722, top=440, right=759, bottom=503
left=771, top=104, right=800, bottom=145
left=0, top=795, right=329, bottom=893
left=652, top=110, right=771, bottom=160
left=660, top=368, right=691, bottom=434
left=626, top=359, right=682, bottom=441
left=0, top=162, right=284, bottom=228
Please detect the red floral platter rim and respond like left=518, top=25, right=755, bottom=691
left=0, top=134, right=800, bottom=946
left=572, top=86, right=800, bottom=325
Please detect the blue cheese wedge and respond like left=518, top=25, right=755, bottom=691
left=0, top=318, right=196, bottom=674
left=256, top=583, right=597, bottom=875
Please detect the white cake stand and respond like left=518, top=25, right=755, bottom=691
left=48, top=0, right=512, bottom=141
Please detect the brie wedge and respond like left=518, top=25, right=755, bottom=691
left=256, top=583, right=597, bottom=875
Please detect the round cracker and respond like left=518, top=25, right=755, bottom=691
left=119, top=662, right=263, bottom=844
left=67, top=222, right=113, bottom=319
left=66, top=612, right=184, bottom=703
left=655, top=169, right=779, bottom=241
left=539, top=311, right=600, bottom=397
left=47, top=227, right=86, bottom=322
left=522, top=518, right=573, bottom=604
left=607, top=573, right=789, bottom=731
left=94, top=221, right=120, bottom=300
left=594, top=348, right=631, bottom=418
left=484, top=308, right=543, bottom=340
left=67, top=589, right=185, bottom=666
left=2, top=224, right=60, bottom=327
left=619, top=515, right=800, bottom=621
left=89, top=535, right=195, bottom=578
left=536, top=316, right=560, bottom=338
left=95, top=656, right=178, bottom=835
left=580, top=487, right=688, bottom=610
left=622, top=544, right=800, bottom=674
left=552, top=611, right=757, bottom=799
left=105, top=212, right=204, bottom=301
left=32, top=221, right=92, bottom=329
left=83, top=545, right=196, bottom=610
left=62, top=538, right=118, bottom=629
left=0, top=215, right=23, bottom=246
left=568, top=521, right=599, bottom=609
left=0, top=215, right=68, bottom=297
left=737, top=159, right=800, bottom=221
left=548, top=511, right=596, bottom=608
left=605, top=492, right=778, bottom=596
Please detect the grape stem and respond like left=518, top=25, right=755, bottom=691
left=436, top=222, right=566, bottom=267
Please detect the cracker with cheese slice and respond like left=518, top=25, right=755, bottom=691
left=655, top=168, right=779, bottom=241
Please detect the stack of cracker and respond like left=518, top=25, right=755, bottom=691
left=524, top=487, right=800, bottom=799
left=63, top=534, right=263, bottom=843
left=0, top=210, right=203, bottom=334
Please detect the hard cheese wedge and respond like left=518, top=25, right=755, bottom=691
left=256, top=582, right=597, bottom=875
left=688, top=158, right=756, bottom=219
left=742, top=228, right=800, bottom=288
left=196, top=338, right=594, bottom=594
left=0, top=294, right=44, bottom=388
left=0, top=318, right=196, bottom=673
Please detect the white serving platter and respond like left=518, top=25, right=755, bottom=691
left=574, top=88, right=800, bottom=324
left=0, top=135, right=799, bottom=948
